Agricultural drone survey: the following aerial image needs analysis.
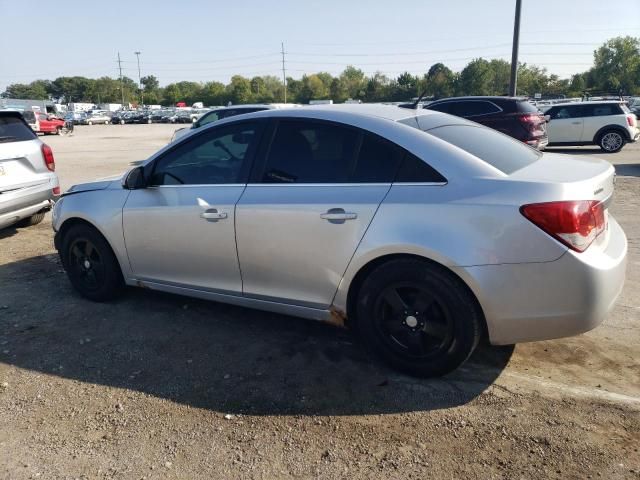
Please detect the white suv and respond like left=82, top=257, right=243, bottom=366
left=545, top=101, right=639, bottom=153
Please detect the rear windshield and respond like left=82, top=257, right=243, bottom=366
left=0, top=115, right=37, bottom=143
left=516, top=100, right=540, bottom=113
left=427, top=125, right=541, bottom=174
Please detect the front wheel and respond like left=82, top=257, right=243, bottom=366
left=60, top=224, right=124, bottom=301
left=16, top=211, right=46, bottom=227
left=355, top=258, right=482, bottom=377
left=599, top=130, right=625, bottom=153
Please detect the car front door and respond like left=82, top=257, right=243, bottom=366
left=547, top=106, right=584, bottom=143
left=37, top=114, right=53, bottom=133
left=235, top=120, right=403, bottom=308
left=122, top=120, right=263, bottom=293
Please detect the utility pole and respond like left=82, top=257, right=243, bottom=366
left=117, top=52, right=125, bottom=107
left=134, top=51, right=143, bottom=106
left=281, top=42, right=287, bottom=103
left=509, top=0, right=522, bottom=96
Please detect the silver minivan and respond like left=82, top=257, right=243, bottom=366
left=0, top=111, right=60, bottom=229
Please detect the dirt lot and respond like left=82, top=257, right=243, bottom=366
left=1, top=124, right=639, bottom=479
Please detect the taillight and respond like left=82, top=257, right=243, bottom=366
left=42, top=144, right=55, bottom=172
left=518, top=114, right=544, bottom=132
left=52, top=186, right=61, bottom=195
left=627, top=115, right=635, bottom=127
left=520, top=200, right=606, bottom=252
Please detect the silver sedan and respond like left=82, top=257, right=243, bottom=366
left=51, top=105, right=627, bottom=377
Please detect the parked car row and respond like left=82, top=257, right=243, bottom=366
left=398, top=95, right=639, bottom=153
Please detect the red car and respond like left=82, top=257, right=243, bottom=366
left=36, top=112, right=65, bottom=135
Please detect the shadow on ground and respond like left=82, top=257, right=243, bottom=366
left=0, top=254, right=513, bottom=416
left=614, top=163, right=640, bottom=177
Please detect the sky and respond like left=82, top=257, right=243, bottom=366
left=1, top=0, right=639, bottom=91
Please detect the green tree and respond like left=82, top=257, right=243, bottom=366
left=226, top=75, right=252, bottom=104
left=364, top=72, right=391, bottom=102
left=426, top=63, right=455, bottom=99
left=457, top=58, right=493, bottom=95
left=488, top=59, right=511, bottom=95
left=141, top=75, right=161, bottom=104
left=202, top=81, right=226, bottom=106
left=338, top=66, right=366, bottom=100
left=591, top=36, right=640, bottom=94
left=300, top=74, right=330, bottom=102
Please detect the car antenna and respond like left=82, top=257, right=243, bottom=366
left=412, top=90, right=428, bottom=110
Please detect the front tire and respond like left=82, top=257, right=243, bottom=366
left=598, top=130, right=625, bottom=153
left=60, top=224, right=124, bottom=301
left=355, top=258, right=482, bottom=377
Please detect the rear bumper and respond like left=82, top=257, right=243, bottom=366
left=0, top=178, right=59, bottom=229
left=454, top=216, right=627, bottom=345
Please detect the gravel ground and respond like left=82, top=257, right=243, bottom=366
left=1, top=124, right=639, bottom=479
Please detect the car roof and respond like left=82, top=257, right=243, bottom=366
left=429, top=96, right=528, bottom=103
left=0, top=110, right=25, bottom=119
left=547, top=101, right=624, bottom=108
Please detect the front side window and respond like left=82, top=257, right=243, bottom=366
left=427, top=102, right=454, bottom=114
left=551, top=107, right=577, bottom=119
left=452, top=101, right=501, bottom=117
left=197, top=111, right=222, bottom=127
left=150, top=122, right=259, bottom=185
left=261, top=120, right=358, bottom=183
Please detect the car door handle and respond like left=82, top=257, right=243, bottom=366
left=200, top=209, right=227, bottom=220
left=320, top=209, right=358, bottom=221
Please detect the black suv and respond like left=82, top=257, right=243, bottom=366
left=423, top=96, right=548, bottom=149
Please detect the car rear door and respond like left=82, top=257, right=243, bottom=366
left=547, top=105, right=584, bottom=143
left=235, top=119, right=402, bottom=308
left=122, top=120, right=264, bottom=293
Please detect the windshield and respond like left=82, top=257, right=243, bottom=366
left=426, top=124, right=542, bottom=174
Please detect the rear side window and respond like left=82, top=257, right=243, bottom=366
left=262, top=120, right=358, bottom=183
left=582, top=104, right=621, bottom=117
left=0, top=115, right=37, bottom=143
left=427, top=125, right=541, bottom=174
left=352, top=133, right=404, bottom=182
left=395, top=153, right=447, bottom=183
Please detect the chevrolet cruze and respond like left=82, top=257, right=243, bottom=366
left=52, top=105, right=627, bottom=377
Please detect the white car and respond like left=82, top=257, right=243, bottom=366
left=545, top=101, right=639, bottom=153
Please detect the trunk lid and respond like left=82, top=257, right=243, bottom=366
left=0, top=139, right=49, bottom=193
left=509, top=152, right=615, bottom=204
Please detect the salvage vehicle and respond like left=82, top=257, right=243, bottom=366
left=1, top=111, right=60, bottom=229
left=52, top=105, right=627, bottom=377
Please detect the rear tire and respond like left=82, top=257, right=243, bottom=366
left=60, top=224, right=124, bottom=301
left=355, top=258, right=482, bottom=377
left=598, top=130, right=625, bottom=153
left=16, top=211, right=46, bottom=227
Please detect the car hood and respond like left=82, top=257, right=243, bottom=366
left=64, top=173, right=125, bottom=195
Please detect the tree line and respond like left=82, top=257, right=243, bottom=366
left=2, top=36, right=638, bottom=106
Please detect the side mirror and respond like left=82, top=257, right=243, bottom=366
left=122, top=166, right=146, bottom=190
left=544, top=114, right=551, bottom=123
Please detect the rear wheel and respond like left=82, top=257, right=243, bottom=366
left=60, top=224, right=124, bottom=301
left=598, top=130, right=625, bottom=153
left=87, top=120, right=93, bottom=126
left=16, top=211, right=46, bottom=227
left=355, top=258, right=482, bottom=377
left=104, top=120, right=109, bottom=125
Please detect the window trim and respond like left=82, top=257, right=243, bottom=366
left=146, top=118, right=265, bottom=186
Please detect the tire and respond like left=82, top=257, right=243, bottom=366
left=87, top=121, right=93, bottom=126
left=598, top=130, right=625, bottom=153
left=354, top=258, right=482, bottom=377
left=120, top=119, right=125, bottom=125
left=147, top=118, right=152, bottom=124
left=105, top=120, right=109, bottom=125
left=60, top=224, right=124, bottom=301
left=16, top=211, right=46, bottom=227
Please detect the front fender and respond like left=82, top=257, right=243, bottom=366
left=53, top=189, right=131, bottom=277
